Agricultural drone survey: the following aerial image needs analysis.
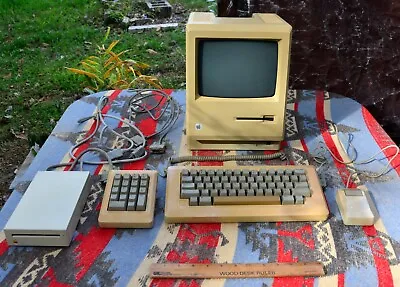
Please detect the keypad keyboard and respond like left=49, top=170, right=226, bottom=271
left=98, top=170, right=157, bottom=228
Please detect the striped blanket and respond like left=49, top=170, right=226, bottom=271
left=0, top=90, right=399, bottom=286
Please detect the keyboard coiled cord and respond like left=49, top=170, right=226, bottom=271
left=169, top=152, right=287, bottom=164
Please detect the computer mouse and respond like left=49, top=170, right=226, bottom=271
left=336, top=188, right=375, bottom=226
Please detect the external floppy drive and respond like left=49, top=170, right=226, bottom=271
left=4, top=171, right=91, bottom=246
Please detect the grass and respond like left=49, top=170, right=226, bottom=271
left=0, top=0, right=210, bottom=146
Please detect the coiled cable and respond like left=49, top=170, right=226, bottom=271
left=169, top=151, right=287, bottom=164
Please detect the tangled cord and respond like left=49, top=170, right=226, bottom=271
left=169, top=152, right=287, bottom=164
left=48, top=89, right=180, bottom=171
left=312, top=131, right=399, bottom=188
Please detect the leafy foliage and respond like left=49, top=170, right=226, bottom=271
left=66, top=28, right=162, bottom=93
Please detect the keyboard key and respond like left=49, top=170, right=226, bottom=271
left=292, top=188, right=311, bottom=197
left=219, top=189, right=228, bottom=196
left=295, top=196, right=304, bottom=204
left=283, top=188, right=291, bottom=195
left=273, top=176, right=281, bottom=182
left=139, top=187, right=147, bottom=194
left=199, top=197, right=212, bottom=206
left=213, top=196, right=281, bottom=205
left=264, top=176, right=273, bottom=182
left=238, top=189, right=246, bottom=196
left=181, top=176, right=193, bottom=183
left=282, top=195, right=295, bottom=205
left=128, top=194, right=137, bottom=202
left=181, top=169, right=189, bottom=176
left=264, top=188, right=273, bottom=196
left=247, top=189, right=255, bottom=196
left=136, top=194, right=147, bottom=211
left=228, top=189, right=237, bottom=196
left=190, top=170, right=198, bottom=176
left=182, top=183, right=195, bottom=189
left=284, top=169, right=294, bottom=175
left=230, top=176, right=238, bottom=183
left=216, top=170, right=224, bottom=176
left=250, top=183, right=258, bottom=189
left=122, top=179, right=130, bottom=187
left=273, top=189, right=282, bottom=196
left=284, top=182, right=294, bottom=189
left=130, top=185, right=138, bottom=194
left=294, top=182, right=309, bottom=188
left=241, top=182, right=250, bottom=189
left=214, top=182, right=223, bottom=189
left=259, top=182, right=267, bottom=189
left=276, top=182, right=285, bottom=189
left=197, top=183, right=205, bottom=189
left=294, top=169, right=306, bottom=175
left=112, top=179, right=120, bottom=187
left=223, top=182, right=232, bottom=189
left=256, top=189, right=264, bottom=196
left=233, top=170, right=241, bottom=176
left=205, top=183, right=213, bottom=189
left=189, top=197, right=198, bottom=206
left=210, top=189, right=219, bottom=197
left=221, top=176, right=229, bottom=183
left=127, top=202, right=136, bottom=211
left=110, top=193, right=118, bottom=201
left=201, top=189, right=210, bottom=196
left=259, top=170, right=267, bottom=176
left=299, top=175, right=307, bottom=182
left=232, top=182, right=241, bottom=190
left=181, top=189, right=200, bottom=199
left=256, top=176, right=264, bottom=182
left=203, top=176, right=211, bottom=183
left=207, top=170, right=216, bottom=176
left=108, top=201, right=126, bottom=211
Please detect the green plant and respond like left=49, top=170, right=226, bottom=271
left=66, top=28, right=162, bottom=93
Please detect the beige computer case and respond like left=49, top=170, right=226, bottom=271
left=185, top=12, right=292, bottom=150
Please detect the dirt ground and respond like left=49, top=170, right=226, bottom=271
left=0, top=140, right=29, bottom=208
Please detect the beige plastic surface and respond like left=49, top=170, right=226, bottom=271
left=185, top=12, right=292, bottom=150
left=98, top=170, right=157, bottom=228
left=336, top=188, right=375, bottom=226
left=165, top=165, right=329, bottom=223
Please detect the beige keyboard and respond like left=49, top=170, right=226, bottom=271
left=165, top=165, right=329, bottom=223
left=99, top=170, right=157, bottom=228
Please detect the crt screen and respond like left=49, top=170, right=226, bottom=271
left=198, top=40, right=278, bottom=98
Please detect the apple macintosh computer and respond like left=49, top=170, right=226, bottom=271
left=185, top=12, right=291, bottom=151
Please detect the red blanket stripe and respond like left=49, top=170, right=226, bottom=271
left=361, top=106, right=400, bottom=176
left=315, top=91, right=393, bottom=287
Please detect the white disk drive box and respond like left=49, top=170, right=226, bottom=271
left=4, top=171, right=91, bottom=246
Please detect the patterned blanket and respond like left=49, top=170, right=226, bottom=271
left=0, top=89, right=399, bottom=286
